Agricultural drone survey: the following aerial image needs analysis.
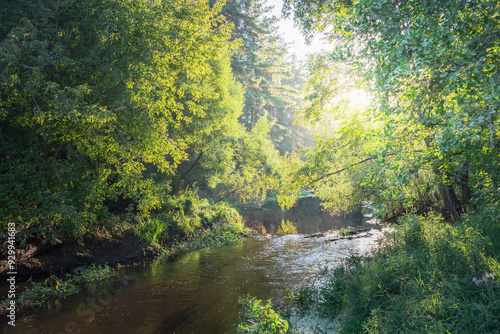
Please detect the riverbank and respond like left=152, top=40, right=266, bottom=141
left=0, top=197, right=248, bottom=317
left=243, top=206, right=500, bottom=333
left=1, top=198, right=247, bottom=282
left=0, top=228, right=158, bottom=286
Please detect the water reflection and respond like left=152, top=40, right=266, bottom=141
left=241, top=197, right=363, bottom=234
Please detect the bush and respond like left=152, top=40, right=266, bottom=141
left=276, top=220, right=297, bottom=235
left=289, top=208, right=500, bottom=333
left=136, top=191, right=246, bottom=249
left=238, top=296, right=294, bottom=334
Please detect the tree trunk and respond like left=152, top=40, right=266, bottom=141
left=461, top=160, right=471, bottom=206
left=438, top=183, right=459, bottom=220
left=424, top=138, right=459, bottom=220
left=180, top=150, right=204, bottom=180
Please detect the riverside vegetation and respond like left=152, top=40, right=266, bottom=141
left=4, top=264, right=115, bottom=313
left=1, top=191, right=248, bottom=315
left=238, top=208, right=500, bottom=333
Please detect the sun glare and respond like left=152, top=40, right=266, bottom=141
left=347, top=89, right=371, bottom=107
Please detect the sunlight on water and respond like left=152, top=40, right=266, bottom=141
left=4, top=231, right=381, bottom=334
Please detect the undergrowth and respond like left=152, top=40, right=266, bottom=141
left=135, top=191, right=247, bottom=250
left=276, top=220, right=297, bottom=235
left=284, top=207, right=500, bottom=333
left=1, top=264, right=115, bottom=313
left=238, top=296, right=294, bottom=334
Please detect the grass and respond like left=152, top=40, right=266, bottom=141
left=2, top=264, right=115, bottom=312
left=285, top=207, right=500, bottom=333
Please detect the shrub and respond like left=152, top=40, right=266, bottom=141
left=276, top=220, right=297, bottom=235
left=238, top=296, right=294, bottom=334
left=136, top=191, right=246, bottom=249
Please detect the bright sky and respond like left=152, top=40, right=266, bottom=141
left=265, top=0, right=330, bottom=61
left=265, top=0, right=370, bottom=106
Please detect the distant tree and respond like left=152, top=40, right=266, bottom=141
left=220, top=0, right=312, bottom=156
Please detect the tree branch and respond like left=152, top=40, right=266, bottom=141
left=308, top=150, right=425, bottom=186
left=180, top=150, right=204, bottom=180
left=307, top=156, right=376, bottom=186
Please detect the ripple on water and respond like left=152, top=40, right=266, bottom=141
left=3, top=229, right=383, bottom=334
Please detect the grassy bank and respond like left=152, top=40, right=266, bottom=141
left=133, top=193, right=248, bottom=253
left=240, top=207, right=500, bottom=333
left=1, top=264, right=115, bottom=315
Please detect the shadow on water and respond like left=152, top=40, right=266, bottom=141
left=240, top=197, right=363, bottom=234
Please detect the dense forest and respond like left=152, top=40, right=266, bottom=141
left=1, top=0, right=500, bottom=332
left=0, top=0, right=311, bottom=245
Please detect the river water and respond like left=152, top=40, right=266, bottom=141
left=2, top=204, right=380, bottom=334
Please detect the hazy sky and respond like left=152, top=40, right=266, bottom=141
left=265, top=0, right=329, bottom=60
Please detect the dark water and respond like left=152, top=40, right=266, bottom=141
left=240, top=197, right=363, bottom=234
left=2, top=206, right=372, bottom=334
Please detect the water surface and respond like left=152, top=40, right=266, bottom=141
left=2, top=229, right=379, bottom=334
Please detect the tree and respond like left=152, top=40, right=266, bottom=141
left=283, top=0, right=500, bottom=218
left=221, top=0, right=304, bottom=144
left=277, top=54, right=377, bottom=213
left=0, top=0, right=237, bottom=241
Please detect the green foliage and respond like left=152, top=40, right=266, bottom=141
left=284, top=0, right=500, bottom=219
left=221, top=0, right=311, bottom=156
left=0, top=0, right=282, bottom=243
left=290, top=208, right=500, bottom=333
left=209, top=114, right=286, bottom=203
left=3, top=264, right=114, bottom=312
left=70, top=264, right=115, bottom=285
left=0, top=0, right=230, bottom=238
left=238, top=296, right=294, bottom=334
left=14, top=276, right=80, bottom=310
left=136, top=191, right=246, bottom=249
left=338, top=227, right=358, bottom=237
left=191, top=212, right=247, bottom=248
left=136, top=219, right=168, bottom=247
left=276, top=220, right=297, bottom=235
left=277, top=57, right=377, bottom=213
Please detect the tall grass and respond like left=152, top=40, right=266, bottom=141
left=288, top=207, right=500, bottom=333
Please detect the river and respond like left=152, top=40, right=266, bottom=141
left=2, top=203, right=379, bottom=334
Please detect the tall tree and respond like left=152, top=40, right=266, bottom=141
left=218, top=0, right=313, bottom=160
left=221, top=0, right=299, bottom=129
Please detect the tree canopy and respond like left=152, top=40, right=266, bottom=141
left=0, top=0, right=297, bottom=242
left=282, top=0, right=500, bottom=219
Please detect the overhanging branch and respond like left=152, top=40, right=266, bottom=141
left=307, top=150, right=425, bottom=186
